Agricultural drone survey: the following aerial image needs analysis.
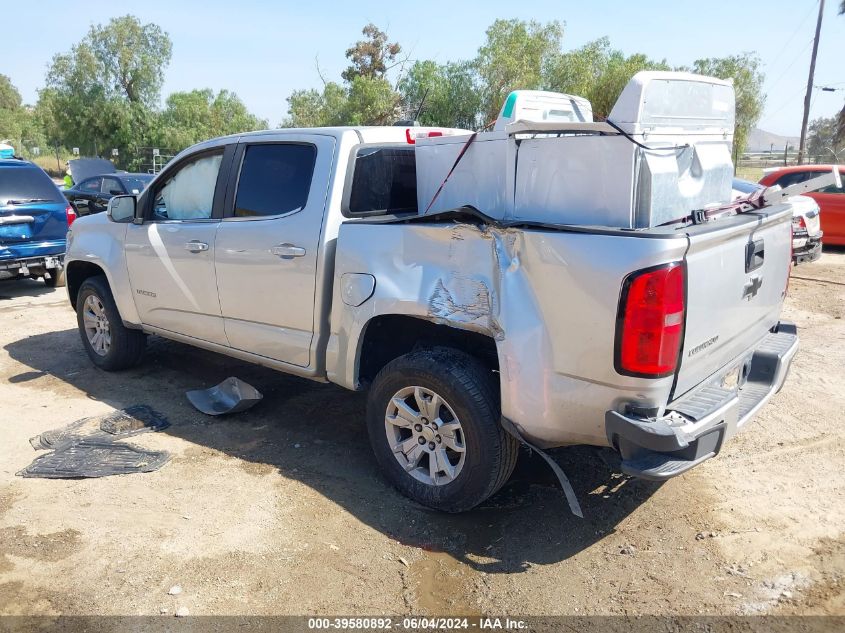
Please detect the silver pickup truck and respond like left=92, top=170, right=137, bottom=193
left=63, top=120, right=798, bottom=513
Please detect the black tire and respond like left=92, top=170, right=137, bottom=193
left=366, top=348, right=518, bottom=512
left=76, top=275, right=146, bottom=370
left=43, top=268, right=66, bottom=288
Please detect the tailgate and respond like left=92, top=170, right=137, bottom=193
left=673, top=203, right=793, bottom=397
left=0, top=203, right=68, bottom=245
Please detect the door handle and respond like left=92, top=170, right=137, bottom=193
left=184, top=241, right=209, bottom=253
left=271, top=243, right=306, bottom=259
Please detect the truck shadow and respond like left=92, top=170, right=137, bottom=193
left=4, top=328, right=662, bottom=574
left=0, top=278, right=55, bottom=300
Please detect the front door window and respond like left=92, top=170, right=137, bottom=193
left=153, top=154, right=223, bottom=221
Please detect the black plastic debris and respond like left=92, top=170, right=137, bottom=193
left=186, top=377, right=263, bottom=416
left=500, top=416, right=584, bottom=518
left=17, top=440, right=169, bottom=479
left=19, top=405, right=171, bottom=479
left=29, top=405, right=169, bottom=450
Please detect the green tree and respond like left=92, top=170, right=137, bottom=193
left=344, top=76, right=400, bottom=125
left=475, top=19, right=563, bottom=123
left=284, top=82, right=349, bottom=127
left=806, top=116, right=844, bottom=162
left=156, top=89, right=267, bottom=149
left=44, top=15, right=172, bottom=155
left=399, top=61, right=481, bottom=129
left=692, top=53, right=765, bottom=157
left=0, top=75, right=24, bottom=144
left=0, top=74, right=22, bottom=111
left=0, top=75, right=46, bottom=156
left=342, top=23, right=402, bottom=82
left=545, top=38, right=669, bottom=119
left=284, top=23, right=403, bottom=127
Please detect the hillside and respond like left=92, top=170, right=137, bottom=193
left=747, top=128, right=800, bottom=152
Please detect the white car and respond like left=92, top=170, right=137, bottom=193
left=733, top=178, right=822, bottom=264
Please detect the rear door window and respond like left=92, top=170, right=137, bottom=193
left=234, top=144, right=316, bottom=218
left=346, top=146, right=417, bottom=216
left=101, top=177, right=122, bottom=194
left=0, top=165, right=64, bottom=205
left=79, top=178, right=102, bottom=193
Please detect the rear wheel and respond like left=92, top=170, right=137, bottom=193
left=366, top=348, right=518, bottom=512
left=76, top=276, right=146, bottom=370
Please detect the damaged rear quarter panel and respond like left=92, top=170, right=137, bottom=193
left=327, top=220, right=688, bottom=447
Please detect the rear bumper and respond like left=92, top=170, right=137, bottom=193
left=0, top=240, right=66, bottom=262
left=605, top=321, right=798, bottom=480
left=0, top=254, right=64, bottom=279
left=793, top=235, right=822, bottom=264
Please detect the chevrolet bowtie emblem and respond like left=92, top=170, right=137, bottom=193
left=742, top=276, right=763, bottom=300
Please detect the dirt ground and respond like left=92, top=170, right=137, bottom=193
left=0, top=250, right=843, bottom=618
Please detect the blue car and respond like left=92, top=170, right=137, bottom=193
left=0, top=158, right=75, bottom=287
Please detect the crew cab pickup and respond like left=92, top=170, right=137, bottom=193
left=64, top=120, right=799, bottom=512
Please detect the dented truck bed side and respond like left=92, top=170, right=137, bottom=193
left=327, top=200, right=796, bottom=453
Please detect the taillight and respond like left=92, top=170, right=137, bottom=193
left=792, top=216, right=806, bottom=229
left=65, top=204, right=77, bottom=227
left=615, top=263, right=685, bottom=377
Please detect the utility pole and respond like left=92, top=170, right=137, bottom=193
left=798, top=0, right=825, bottom=165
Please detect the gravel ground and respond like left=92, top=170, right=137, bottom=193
left=0, top=250, right=843, bottom=617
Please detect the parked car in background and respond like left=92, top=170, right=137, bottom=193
left=759, top=165, right=845, bottom=246
left=64, top=172, right=154, bottom=216
left=0, top=157, right=75, bottom=286
left=733, top=178, right=822, bottom=264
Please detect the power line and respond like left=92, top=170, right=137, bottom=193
left=765, top=36, right=814, bottom=93
left=760, top=84, right=808, bottom=124
left=765, top=1, right=819, bottom=69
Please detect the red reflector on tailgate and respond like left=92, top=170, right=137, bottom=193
left=615, top=263, right=685, bottom=378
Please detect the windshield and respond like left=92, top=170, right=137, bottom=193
left=732, top=178, right=763, bottom=194
left=121, top=175, right=153, bottom=194
left=0, top=165, right=64, bottom=205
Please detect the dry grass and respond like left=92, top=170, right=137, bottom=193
left=734, top=166, right=764, bottom=183
left=29, top=154, right=71, bottom=178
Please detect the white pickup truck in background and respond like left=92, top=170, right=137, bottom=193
left=64, top=72, right=805, bottom=513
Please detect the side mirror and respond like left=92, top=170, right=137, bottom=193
left=107, top=195, right=136, bottom=223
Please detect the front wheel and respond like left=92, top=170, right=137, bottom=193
left=76, top=276, right=146, bottom=370
left=366, top=348, right=518, bottom=512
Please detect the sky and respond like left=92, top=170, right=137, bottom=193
left=1, top=0, right=843, bottom=137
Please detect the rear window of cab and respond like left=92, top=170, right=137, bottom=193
left=344, top=146, right=417, bottom=216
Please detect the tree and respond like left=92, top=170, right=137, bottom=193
left=806, top=116, right=844, bottom=162
left=87, top=16, right=172, bottom=106
left=156, top=89, right=267, bottom=149
left=342, top=24, right=402, bottom=82
left=692, top=53, right=765, bottom=157
left=0, top=75, right=45, bottom=155
left=475, top=19, right=563, bottom=123
left=44, top=15, right=172, bottom=155
left=0, top=74, right=22, bottom=111
left=544, top=38, right=669, bottom=119
left=399, top=61, right=482, bottom=129
left=284, top=23, right=404, bottom=127
left=284, top=82, right=349, bottom=127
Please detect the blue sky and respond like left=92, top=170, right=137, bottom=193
left=2, top=0, right=842, bottom=136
